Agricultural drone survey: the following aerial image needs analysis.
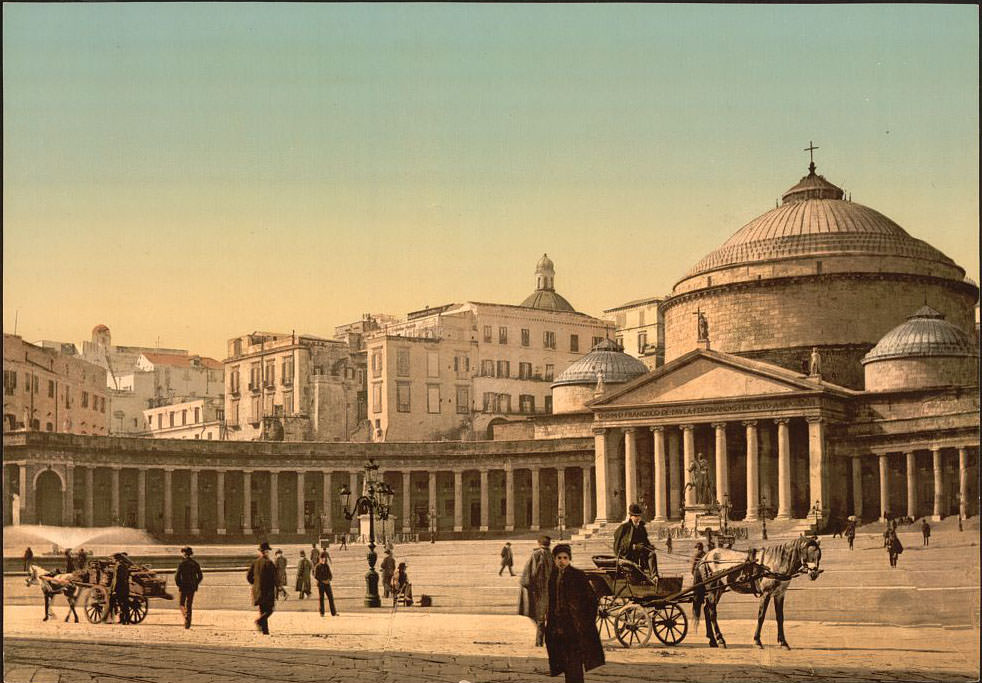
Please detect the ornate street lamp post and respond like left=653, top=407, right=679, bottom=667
left=338, top=459, right=394, bottom=608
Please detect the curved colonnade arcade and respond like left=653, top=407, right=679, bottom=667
left=3, top=433, right=595, bottom=538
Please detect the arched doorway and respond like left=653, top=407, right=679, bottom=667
left=35, top=470, right=64, bottom=526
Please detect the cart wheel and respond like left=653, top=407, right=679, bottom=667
left=595, top=596, right=626, bottom=641
left=651, top=603, right=688, bottom=645
left=614, top=604, right=653, bottom=648
left=128, top=596, right=148, bottom=624
left=84, top=586, right=109, bottom=624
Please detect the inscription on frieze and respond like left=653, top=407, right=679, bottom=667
left=602, top=396, right=818, bottom=421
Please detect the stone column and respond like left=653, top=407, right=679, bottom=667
left=85, top=467, right=94, bottom=527
left=322, top=471, right=333, bottom=534
left=775, top=419, right=792, bottom=519
left=350, top=471, right=361, bottom=535
left=453, top=469, right=464, bottom=532
left=243, top=470, right=252, bottom=533
left=64, top=464, right=75, bottom=526
left=682, top=424, right=695, bottom=507
left=189, top=469, right=200, bottom=535
left=851, top=457, right=863, bottom=519
left=530, top=467, right=541, bottom=531
left=651, top=426, right=667, bottom=522
left=296, top=471, right=306, bottom=535
left=713, top=422, right=728, bottom=506
left=269, top=471, right=280, bottom=535
left=402, top=470, right=412, bottom=533
left=624, top=427, right=638, bottom=517
left=479, top=469, right=489, bottom=532
left=668, top=430, right=681, bottom=519
left=878, top=455, right=890, bottom=521
left=581, top=466, right=592, bottom=526
left=556, top=467, right=566, bottom=532
left=2, top=466, right=9, bottom=524
left=216, top=470, right=226, bottom=535
left=593, top=428, right=610, bottom=524
left=744, top=421, right=759, bottom=521
left=905, top=452, right=917, bottom=520
left=163, top=468, right=174, bottom=535
left=428, top=471, right=437, bottom=533
left=111, top=466, right=121, bottom=525
left=931, top=447, right=944, bottom=521
left=807, top=417, right=828, bottom=518
left=505, top=464, right=515, bottom=531
left=137, top=468, right=147, bottom=530
left=958, top=447, right=969, bottom=520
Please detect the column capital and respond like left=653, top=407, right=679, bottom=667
left=592, top=427, right=607, bottom=436
left=742, top=420, right=758, bottom=428
left=189, top=467, right=201, bottom=474
left=111, top=464, right=123, bottom=471
left=241, top=468, right=254, bottom=474
left=930, top=445, right=942, bottom=454
left=680, top=423, right=695, bottom=432
left=479, top=467, right=489, bottom=474
left=711, top=422, right=727, bottom=430
left=213, top=468, right=227, bottom=474
left=163, top=467, right=175, bottom=473
left=623, top=426, right=638, bottom=435
left=649, top=425, right=664, bottom=433
left=774, top=418, right=791, bottom=426
left=556, top=465, right=566, bottom=473
left=805, top=415, right=825, bottom=424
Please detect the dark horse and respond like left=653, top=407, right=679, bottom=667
left=691, top=536, right=822, bottom=648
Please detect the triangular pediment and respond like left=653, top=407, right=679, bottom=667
left=593, top=350, right=838, bottom=408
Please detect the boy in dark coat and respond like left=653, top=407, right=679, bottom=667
left=499, top=542, right=515, bottom=576
left=313, top=552, right=338, bottom=616
left=545, top=544, right=604, bottom=683
left=175, top=546, right=203, bottom=629
left=519, top=536, right=554, bottom=646
left=247, top=542, right=277, bottom=634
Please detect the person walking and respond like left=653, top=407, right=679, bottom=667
left=544, top=543, right=605, bottom=683
left=274, top=550, right=288, bottom=601
left=665, top=535, right=673, bottom=554
left=845, top=520, right=856, bottom=550
left=886, top=528, right=903, bottom=568
left=499, top=542, right=515, bottom=576
left=314, top=552, right=338, bottom=616
left=311, top=542, right=319, bottom=563
left=339, top=534, right=348, bottom=551
left=77, top=547, right=88, bottom=568
left=921, top=519, right=931, bottom=546
left=23, top=547, right=33, bottom=572
left=613, top=504, right=657, bottom=577
left=519, top=536, right=554, bottom=647
left=111, top=553, right=132, bottom=625
left=247, top=542, right=277, bottom=635
left=64, top=548, right=76, bottom=573
left=295, top=550, right=312, bottom=599
left=175, top=546, right=203, bottom=629
left=380, top=549, right=396, bottom=599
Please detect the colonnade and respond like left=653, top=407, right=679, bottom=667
left=863, top=444, right=975, bottom=521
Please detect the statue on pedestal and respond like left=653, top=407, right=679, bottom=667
left=685, top=454, right=714, bottom=505
left=697, top=312, right=709, bottom=342
left=809, top=347, right=822, bottom=376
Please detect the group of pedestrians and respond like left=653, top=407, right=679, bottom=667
left=22, top=546, right=88, bottom=573
left=247, top=541, right=342, bottom=634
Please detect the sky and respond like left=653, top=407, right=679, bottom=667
left=3, top=3, right=978, bottom=360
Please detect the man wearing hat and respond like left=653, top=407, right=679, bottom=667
left=519, top=536, right=554, bottom=646
left=110, top=552, right=132, bottom=625
left=175, top=547, right=203, bottom=629
left=380, top=548, right=396, bottom=599
left=614, top=504, right=657, bottom=577
left=544, top=544, right=605, bottom=683
left=247, top=542, right=277, bottom=635
left=499, top=542, right=515, bottom=576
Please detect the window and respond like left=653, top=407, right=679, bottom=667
left=544, top=364, right=554, bottom=381
left=282, top=358, right=294, bottom=385
left=396, top=382, right=411, bottom=412
left=615, top=336, right=624, bottom=350
left=456, top=386, right=469, bottom=414
left=397, top=350, right=410, bottom=377
left=427, top=385, right=440, bottom=414
left=230, top=368, right=240, bottom=394
left=48, top=380, right=55, bottom=398
left=265, top=361, right=275, bottom=387
left=249, top=363, right=261, bottom=391
left=521, top=328, right=530, bottom=346
left=169, top=411, right=175, bottom=428
left=592, top=336, right=604, bottom=348
left=371, top=351, right=383, bottom=378
left=251, top=396, right=261, bottom=423
left=518, top=362, right=532, bottom=379
left=498, top=394, right=512, bottom=413
left=638, top=332, right=648, bottom=353
left=194, top=407, right=201, bottom=423
left=283, top=391, right=293, bottom=415
left=157, top=414, right=163, bottom=430
left=481, top=360, right=495, bottom=377
left=372, top=384, right=383, bottom=413
left=543, top=331, right=556, bottom=349
left=498, top=327, right=508, bottom=344
left=496, top=360, right=510, bottom=379
left=638, top=309, right=646, bottom=326
left=3, top=371, right=15, bottom=396
left=570, top=334, right=579, bottom=352
left=453, top=354, right=470, bottom=379
left=426, top=351, right=440, bottom=378
left=519, top=394, right=535, bottom=414
left=33, top=376, right=38, bottom=394
left=24, top=373, right=30, bottom=393
left=483, top=326, right=493, bottom=343
left=816, top=260, right=823, bottom=274
left=64, top=387, right=71, bottom=409
left=181, top=409, right=187, bottom=426
left=228, top=402, right=239, bottom=427
left=233, top=339, right=243, bottom=356
left=482, top=392, right=498, bottom=413
left=544, top=395, right=553, bottom=414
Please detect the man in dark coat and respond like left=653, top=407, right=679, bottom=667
left=77, top=547, right=88, bottom=569
left=175, top=546, right=203, bottom=629
left=313, top=552, right=338, bottom=616
left=499, top=542, right=515, bottom=576
left=64, top=548, right=76, bottom=573
left=380, top=549, right=396, bottom=598
left=23, top=547, right=33, bottom=572
left=519, top=536, right=554, bottom=646
left=111, top=553, right=131, bottom=625
left=247, top=542, right=277, bottom=634
left=273, top=550, right=288, bottom=600
left=613, top=504, right=657, bottom=577
left=845, top=520, right=856, bottom=550
left=921, top=519, right=931, bottom=546
left=886, top=529, right=903, bottom=568
left=545, top=543, right=604, bottom=683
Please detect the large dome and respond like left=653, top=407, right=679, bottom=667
left=552, top=339, right=649, bottom=387
left=862, top=306, right=977, bottom=363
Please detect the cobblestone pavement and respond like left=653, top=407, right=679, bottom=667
left=3, top=606, right=979, bottom=683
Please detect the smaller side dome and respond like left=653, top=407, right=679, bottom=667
left=552, top=339, right=649, bottom=387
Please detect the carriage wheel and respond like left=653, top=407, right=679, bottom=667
left=652, top=603, right=688, bottom=645
left=614, top=604, right=653, bottom=648
left=84, top=586, right=109, bottom=624
left=595, top=596, right=627, bottom=641
left=128, top=596, right=148, bottom=624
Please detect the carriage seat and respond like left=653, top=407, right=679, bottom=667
left=591, top=555, right=655, bottom=584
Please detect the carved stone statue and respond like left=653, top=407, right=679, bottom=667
left=809, top=347, right=821, bottom=376
left=697, top=312, right=709, bottom=342
left=685, top=454, right=713, bottom=504
left=594, top=368, right=606, bottom=395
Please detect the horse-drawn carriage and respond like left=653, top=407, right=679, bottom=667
left=78, top=557, right=174, bottom=623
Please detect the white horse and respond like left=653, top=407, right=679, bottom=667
left=691, top=535, right=822, bottom=648
left=26, top=564, right=80, bottom=622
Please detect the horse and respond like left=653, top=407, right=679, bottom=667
left=26, top=564, right=80, bottom=623
left=691, top=535, right=822, bottom=649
